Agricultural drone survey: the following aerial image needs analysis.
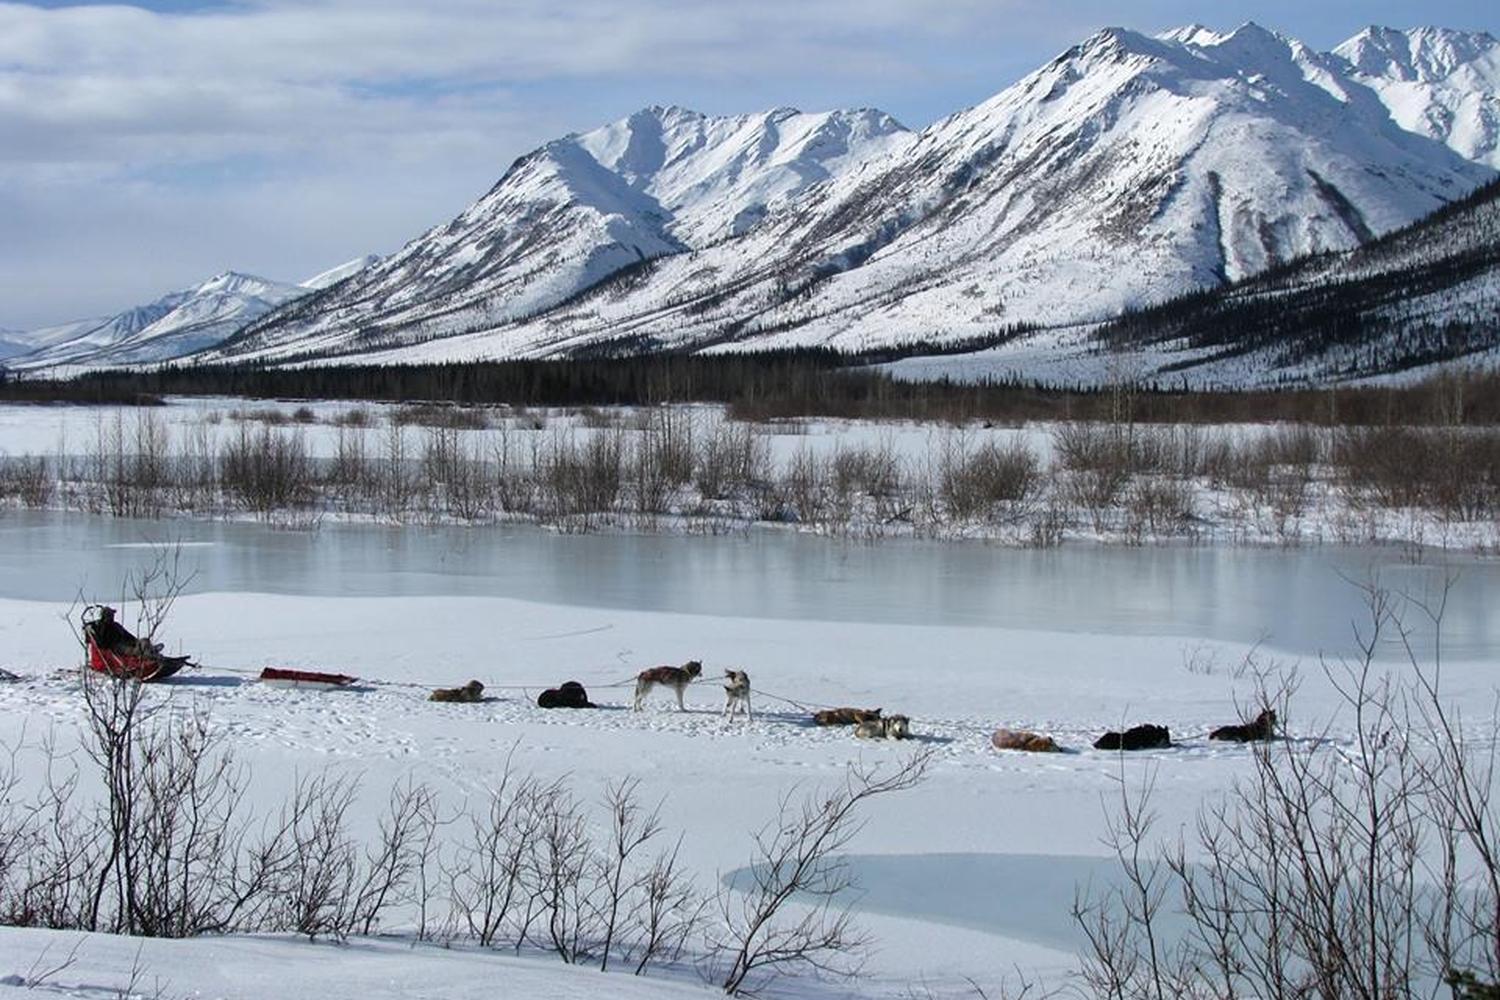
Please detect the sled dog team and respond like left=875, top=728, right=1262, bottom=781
left=432, top=659, right=1279, bottom=748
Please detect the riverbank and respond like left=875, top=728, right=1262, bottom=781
left=2, top=398, right=1499, bottom=552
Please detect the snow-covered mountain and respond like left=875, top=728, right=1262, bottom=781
left=211, top=23, right=1499, bottom=369
left=1089, top=174, right=1500, bottom=384
left=212, top=106, right=910, bottom=361
left=888, top=172, right=1500, bottom=390
left=0, top=329, right=32, bottom=362
left=7, top=272, right=305, bottom=371
left=8, top=257, right=382, bottom=371
left=8, top=289, right=198, bottom=368
left=1334, top=26, right=1500, bottom=167
left=302, top=254, right=383, bottom=291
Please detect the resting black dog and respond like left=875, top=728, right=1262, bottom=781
left=1094, top=724, right=1172, bottom=751
left=1210, top=709, right=1277, bottom=742
left=537, top=681, right=595, bottom=709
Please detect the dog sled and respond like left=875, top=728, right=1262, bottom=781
left=259, top=667, right=358, bottom=689
left=81, top=605, right=193, bottom=682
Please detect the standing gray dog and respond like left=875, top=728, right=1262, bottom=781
left=722, top=669, right=752, bottom=722
left=633, top=660, right=703, bottom=711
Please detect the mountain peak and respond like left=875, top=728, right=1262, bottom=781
left=1335, top=25, right=1500, bottom=81
left=194, top=271, right=282, bottom=297
left=1158, top=24, right=1224, bottom=46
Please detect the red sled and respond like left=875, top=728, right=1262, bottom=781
left=81, top=604, right=192, bottom=683
left=85, top=636, right=191, bottom=682
left=259, top=667, right=358, bottom=689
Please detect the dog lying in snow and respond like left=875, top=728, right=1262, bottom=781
left=429, top=680, right=484, bottom=703
left=537, top=681, right=594, bottom=709
left=722, top=669, right=751, bottom=721
left=855, top=714, right=911, bottom=740
left=1094, top=723, right=1171, bottom=751
left=633, top=660, right=702, bottom=711
left=991, top=728, right=1062, bottom=753
left=1209, top=709, right=1277, bottom=742
left=813, top=707, right=882, bottom=727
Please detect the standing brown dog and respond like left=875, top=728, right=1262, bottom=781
left=633, top=660, right=703, bottom=711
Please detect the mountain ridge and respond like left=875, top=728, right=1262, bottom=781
left=13, top=22, right=1500, bottom=384
left=208, top=22, right=1496, bottom=371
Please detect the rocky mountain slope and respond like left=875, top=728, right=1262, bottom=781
left=1089, top=174, right=1500, bottom=384
left=1334, top=26, right=1500, bottom=167
left=211, top=106, right=910, bottom=361
left=205, top=23, right=1498, bottom=370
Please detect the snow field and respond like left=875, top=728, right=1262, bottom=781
left=2, top=582, right=1496, bottom=996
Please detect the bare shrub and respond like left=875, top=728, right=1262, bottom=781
left=393, top=403, right=489, bottom=430
left=540, top=430, right=623, bottom=528
left=377, top=421, right=418, bottom=518
left=423, top=426, right=493, bottom=521
left=1055, top=423, right=1132, bottom=475
left=326, top=424, right=373, bottom=507
left=88, top=411, right=170, bottom=518
left=1075, top=579, right=1500, bottom=999
left=526, top=780, right=596, bottom=962
left=631, top=410, right=696, bottom=514
left=940, top=438, right=1040, bottom=523
left=220, top=424, right=312, bottom=515
left=167, top=422, right=215, bottom=513
left=0, top=455, right=54, bottom=508
left=331, top=407, right=371, bottom=428
left=1195, top=429, right=1240, bottom=486
left=713, top=751, right=931, bottom=995
left=697, top=422, right=769, bottom=502
left=1067, top=467, right=1129, bottom=534
left=1431, top=428, right=1500, bottom=520
left=446, top=764, right=554, bottom=948
left=1123, top=478, right=1196, bottom=541
left=1335, top=425, right=1500, bottom=521
left=229, top=408, right=288, bottom=426
left=275, top=772, right=360, bottom=940
left=491, top=426, right=537, bottom=515
left=781, top=448, right=828, bottom=525
left=350, top=779, right=440, bottom=936
left=1336, top=425, right=1431, bottom=509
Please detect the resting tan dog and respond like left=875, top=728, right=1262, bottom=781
left=813, top=707, right=882, bottom=727
left=722, top=669, right=752, bottom=722
left=633, top=660, right=702, bottom=711
left=430, top=680, right=484, bottom=703
left=991, top=728, right=1062, bottom=753
left=855, top=714, right=911, bottom=740
left=1209, top=709, right=1277, bottom=742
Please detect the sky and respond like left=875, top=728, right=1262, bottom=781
left=2, top=0, right=1497, bottom=329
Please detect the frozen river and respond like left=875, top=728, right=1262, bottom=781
left=1, top=511, right=1495, bottom=659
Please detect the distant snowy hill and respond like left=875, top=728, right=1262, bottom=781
left=0, top=330, right=31, bottom=362
left=7, top=288, right=197, bottom=368
left=8, top=256, right=381, bottom=371
left=206, top=23, right=1498, bottom=370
